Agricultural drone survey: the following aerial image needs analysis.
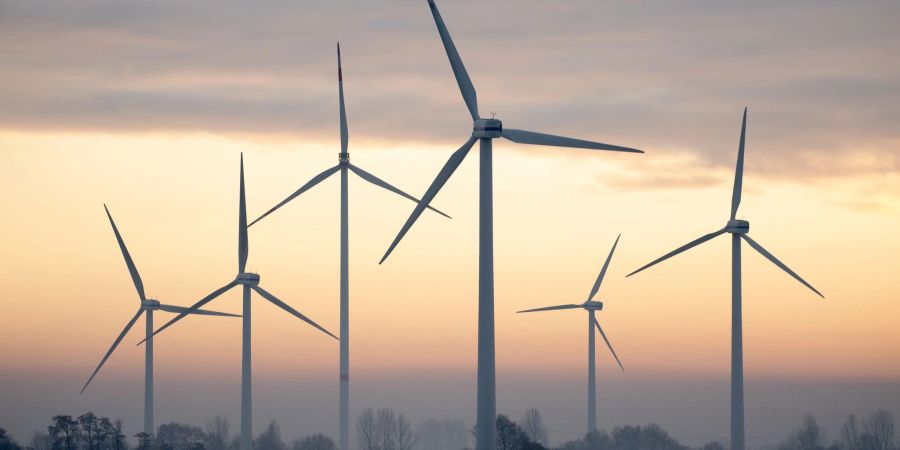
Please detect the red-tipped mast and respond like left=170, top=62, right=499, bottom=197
left=337, top=42, right=342, bottom=82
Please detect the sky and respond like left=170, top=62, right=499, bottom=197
left=1, top=0, right=899, bottom=447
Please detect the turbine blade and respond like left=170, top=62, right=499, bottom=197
left=731, top=107, right=748, bottom=220
left=427, top=0, right=479, bottom=120
left=594, top=318, right=625, bottom=372
left=137, top=281, right=238, bottom=345
left=588, top=234, right=621, bottom=301
left=337, top=42, right=348, bottom=154
left=158, top=304, right=241, bottom=317
left=251, top=285, right=338, bottom=340
left=103, top=205, right=146, bottom=302
left=249, top=165, right=341, bottom=227
left=238, top=154, right=248, bottom=273
left=380, top=138, right=477, bottom=263
left=80, top=308, right=144, bottom=393
left=501, top=128, right=643, bottom=153
left=348, top=164, right=452, bottom=219
left=517, top=304, right=582, bottom=313
left=741, top=234, right=824, bottom=298
left=626, top=228, right=727, bottom=277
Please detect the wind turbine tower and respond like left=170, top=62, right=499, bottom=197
left=81, top=205, right=239, bottom=436
left=518, top=235, right=625, bottom=433
left=142, top=155, right=338, bottom=450
left=627, top=108, right=823, bottom=450
left=379, top=2, right=643, bottom=449
left=248, top=44, right=448, bottom=450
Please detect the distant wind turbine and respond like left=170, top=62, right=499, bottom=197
left=140, top=154, right=338, bottom=450
left=378, top=2, right=643, bottom=449
left=248, top=43, right=448, bottom=450
left=626, top=108, right=824, bottom=450
left=81, top=205, right=239, bottom=437
left=518, top=235, right=625, bottom=434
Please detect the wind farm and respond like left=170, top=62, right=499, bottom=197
left=378, top=1, right=641, bottom=448
left=2, top=1, right=899, bottom=450
left=139, top=155, right=338, bottom=450
left=80, top=205, right=240, bottom=437
left=248, top=43, right=449, bottom=450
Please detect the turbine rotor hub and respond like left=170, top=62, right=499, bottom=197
left=141, top=299, right=161, bottom=309
left=472, top=118, right=502, bottom=138
left=583, top=301, right=604, bottom=311
left=236, top=273, right=261, bottom=286
left=726, top=219, right=750, bottom=234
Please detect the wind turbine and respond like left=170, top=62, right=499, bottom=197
left=141, top=154, right=338, bottom=450
left=626, top=108, right=824, bottom=450
left=248, top=43, right=449, bottom=450
left=518, top=235, right=625, bottom=435
left=81, top=205, right=240, bottom=437
left=378, top=2, right=643, bottom=449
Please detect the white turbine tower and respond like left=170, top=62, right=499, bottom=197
left=379, top=2, right=643, bottom=449
left=142, top=154, right=338, bottom=450
left=248, top=44, right=448, bottom=450
left=81, top=205, right=240, bottom=437
left=626, top=108, right=824, bottom=450
left=517, top=235, right=625, bottom=434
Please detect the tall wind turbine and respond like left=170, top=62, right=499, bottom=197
left=81, top=205, right=239, bottom=437
left=248, top=44, right=448, bottom=450
left=518, top=235, right=625, bottom=434
left=379, top=2, right=643, bottom=449
left=142, top=154, right=338, bottom=450
left=626, top=108, right=824, bottom=450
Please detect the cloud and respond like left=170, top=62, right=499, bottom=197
left=1, top=0, right=899, bottom=177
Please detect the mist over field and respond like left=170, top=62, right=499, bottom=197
left=2, top=368, right=897, bottom=448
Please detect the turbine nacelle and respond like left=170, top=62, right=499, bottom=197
left=236, top=273, right=261, bottom=286
left=726, top=219, right=750, bottom=234
left=338, top=152, right=350, bottom=164
left=472, top=118, right=502, bottom=138
left=141, top=299, right=161, bottom=310
left=582, top=300, right=604, bottom=311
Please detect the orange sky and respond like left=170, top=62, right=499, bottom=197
left=1, top=131, right=897, bottom=382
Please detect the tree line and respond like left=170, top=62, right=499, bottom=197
left=0, top=408, right=893, bottom=450
left=775, top=410, right=895, bottom=450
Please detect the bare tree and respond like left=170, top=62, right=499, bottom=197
left=156, top=422, right=205, bottom=450
left=376, top=409, right=415, bottom=450
left=375, top=409, right=395, bottom=450
left=79, top=413, right=101, bottom=450
left=111, top=420, right=127, bottom=450
left=204, top=417, right=231, bottom=450
left=495, top=415, right=529, bottom=450
left=49, top=415, right=80, bottom=450
left=864, top=410, right=894, bottom=450
left=519, top=409, right=548, bottom=447
left=356, top=408, right=415, bottom=450
left=357, top=409, right=378, bottom=450
left=94, top=418, right=114, bottom=450
left=391, top=414, right=415, bottom=450
left=798, top=415, right=823, bottom=450
left=843, top=415, right=861, bottom=450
